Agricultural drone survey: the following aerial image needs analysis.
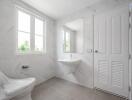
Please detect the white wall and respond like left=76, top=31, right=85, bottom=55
left=0, top=0, right=56, bottom=85
left=56, top=16, right=94, bottom=88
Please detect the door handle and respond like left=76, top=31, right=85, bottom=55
left=95, top=50, right=98, bottom=53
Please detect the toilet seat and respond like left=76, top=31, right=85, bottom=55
left=0, top=70, right=36, bottom=100
left=4, top=78, right=35, bottom=98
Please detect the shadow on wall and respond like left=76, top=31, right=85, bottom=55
left=0, top=55, right=56, bottom=85
left=56, top=59, right=94, bottom=88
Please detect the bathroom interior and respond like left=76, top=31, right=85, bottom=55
left=0, top=0, right=132, bottom=100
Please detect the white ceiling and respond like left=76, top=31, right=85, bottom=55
left=21, top=0, right=102, bottom=20
left=65, top=19, right=83, bottom=31
left=21, top=0, right=130, bottom=20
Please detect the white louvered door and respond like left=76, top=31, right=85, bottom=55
left=94, top=6, right=129, bottom=97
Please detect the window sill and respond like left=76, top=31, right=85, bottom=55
left=16, top=51, right=46, bottom=55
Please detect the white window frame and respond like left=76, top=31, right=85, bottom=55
left=15, top=6, right=46, bottom=55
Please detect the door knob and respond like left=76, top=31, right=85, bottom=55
left=95, top=50, right=98, bottom=53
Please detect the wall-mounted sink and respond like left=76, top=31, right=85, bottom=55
left=58, top=59, right=81, bottom=66
left=57, top=59, right=81, bottom=74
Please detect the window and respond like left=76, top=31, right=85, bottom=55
left=18, top=10, right=30, bottom=52
left=35, top=18, right=44, bottom=51
left=17, top=8, right=46, bottom=54
left=63, top=30, right=71, bottom=53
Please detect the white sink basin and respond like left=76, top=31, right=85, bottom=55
left=58, top=59, right=81, bottom=66
left=57, top=59, right=81, bottom=74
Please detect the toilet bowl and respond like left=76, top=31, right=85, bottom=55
left=0, top=70, right=36, bottom=100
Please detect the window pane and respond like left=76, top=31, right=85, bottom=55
left=18, top=11, right=30, bottom=32
left=35, top=35, right=43, bottom=51
left=65, top=32, right=70, bottom=52
left=18, top=31, right=30, bottom=52
left=35, top=18, right=43, bottom=36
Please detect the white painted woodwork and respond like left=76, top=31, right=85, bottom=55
left=129, top=5, right=132, bottom=100
left=94, top=6, right=129, bottom=97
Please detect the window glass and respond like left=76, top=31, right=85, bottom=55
left=18, top=11, right=30, bottom=32
left=35, top=18, right=43, bottom=51
left=18, top=32, right=30, bottom=52
left=63, top=29, right=71, bottom=53
left=65, top=32, right=70, bottom=52
left=18, top=10, right=30, bottom=52
left=35, top=36, right=43, bottom=51
left=35, top=18, right=43, bottom=35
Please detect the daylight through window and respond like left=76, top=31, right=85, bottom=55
left=17, top=9, right=46, bottom=53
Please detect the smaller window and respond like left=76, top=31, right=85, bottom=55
left=63, top=30, right=71, bottom=53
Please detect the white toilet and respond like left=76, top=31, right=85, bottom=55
left=0, top=70, right=36, bottom=100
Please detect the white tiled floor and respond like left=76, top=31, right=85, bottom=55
left=32, top=78, right=127, bottom=100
